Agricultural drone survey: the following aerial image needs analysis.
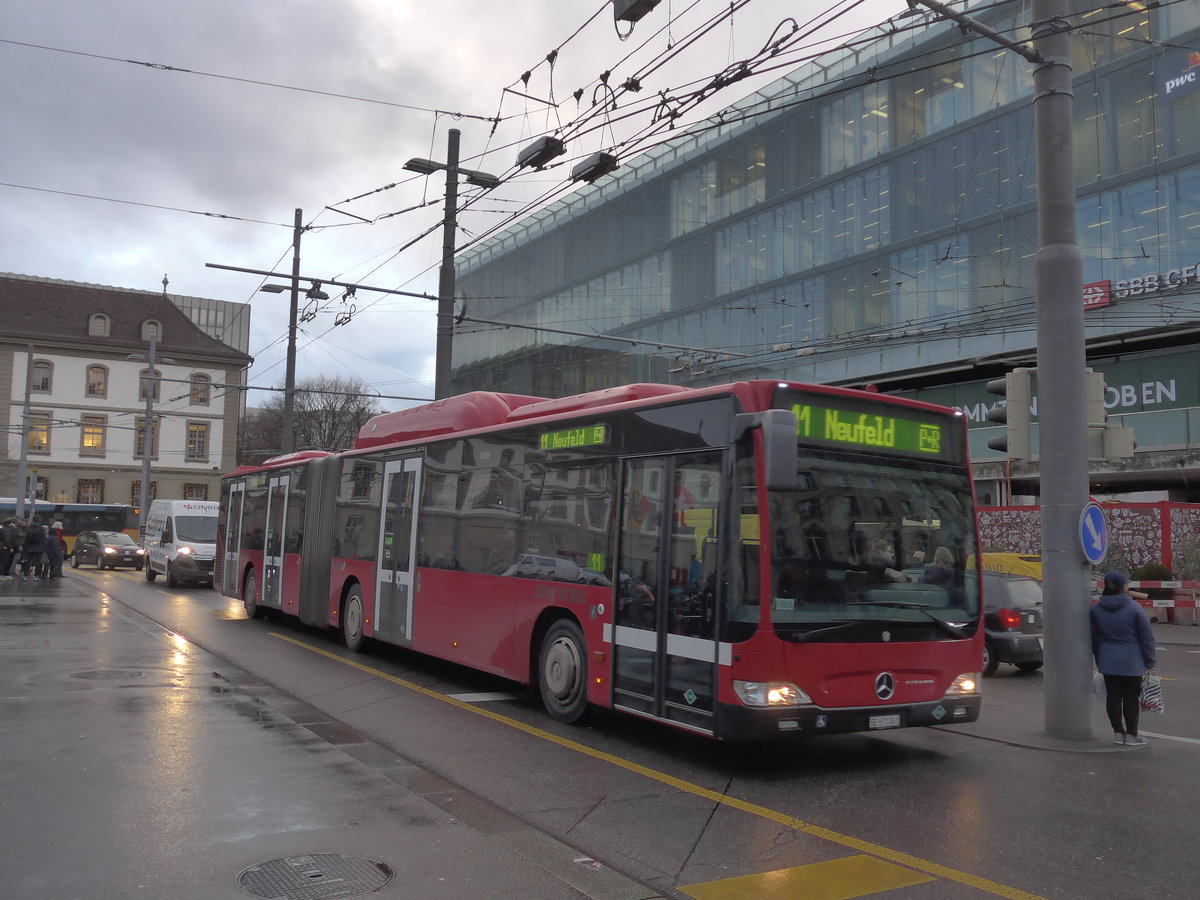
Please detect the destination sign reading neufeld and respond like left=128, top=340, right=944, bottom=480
left=539, top=424, right=607, bottom=451
left=791, top=403, right=942, bottom=455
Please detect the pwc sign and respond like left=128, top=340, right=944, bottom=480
left=1164, top=51, right=1200, bottom=97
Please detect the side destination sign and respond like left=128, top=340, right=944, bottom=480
left=539, top=424, right=607, bottom=451
left=792, top=403, right=943, bottom=455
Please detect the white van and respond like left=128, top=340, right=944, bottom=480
left=143, top=499, right=219, bottom=587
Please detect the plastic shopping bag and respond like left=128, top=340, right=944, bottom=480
left=1140, top=672, right=1165, bottom=713
left=1092, top=672, right=1106, bottom=698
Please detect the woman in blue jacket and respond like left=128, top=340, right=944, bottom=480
left=1090, top=570, right=1157, bottom=746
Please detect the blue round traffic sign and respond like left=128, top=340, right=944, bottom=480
left=1079, top=503, right=1108, bottom=565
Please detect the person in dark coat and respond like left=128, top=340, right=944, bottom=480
left=20, top=517, right=47, bottom=578
left=1090, top=570, right=1157, bottom=746
left=46, top=521, right=66, bottom=578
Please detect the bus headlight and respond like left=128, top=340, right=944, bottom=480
left=946, top=673, right=980, bottom=695
left=733, top=680, right=810, bottom=708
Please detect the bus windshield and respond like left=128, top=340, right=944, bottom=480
left=766, top=450, right=979, bottom=642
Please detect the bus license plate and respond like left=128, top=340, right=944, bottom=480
left=869, top=714, right=901, bottom=729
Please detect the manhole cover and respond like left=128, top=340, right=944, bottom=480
left=239, top=854, right=393, bottom=899
left=71, top=670, right=145, bottom=680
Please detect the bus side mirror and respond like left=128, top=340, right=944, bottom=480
left=735, top=409, right=797, bottom=491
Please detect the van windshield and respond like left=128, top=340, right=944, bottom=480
left=176, top=515, right=217, bottom=543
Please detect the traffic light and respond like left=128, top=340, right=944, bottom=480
left=986, top=367, right=1033, bottom=459
left=1085, top=368, right=1136, bottom=459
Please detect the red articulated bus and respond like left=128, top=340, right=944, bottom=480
left=217, top=380, right=983, bottom=740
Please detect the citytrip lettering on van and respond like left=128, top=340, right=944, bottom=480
left=539, top=424, right=607, bottom=451
left=792, top=403, right=942, bottom=455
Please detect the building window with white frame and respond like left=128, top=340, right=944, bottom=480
left=28, top=410, right=51, bottom=453
left=80, top=414, right=106, bottom=456
left=78, top=479, right=104, bottom=503
left=189, top=374, right=211, bottom=406
left=182, top=482, right=209, bottom=501
left=139, top=368, right=161, bottom=401
left=141, top=319, right=161, bottom=342
left=31, top=360, right=53, bottom=392
left=135, top=416, right=159, bottom=459
left=85, top=364, right=108, bottom=398
left=186, top=421, right=209, bottom=462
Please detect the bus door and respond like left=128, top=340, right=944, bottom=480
left=262, top=474, right=290, bottom=608
left=613, top=452, right=722, bottom=734
left=374, top=457, right=421, bottom=646
left=221, top=482, right=245, bottom=597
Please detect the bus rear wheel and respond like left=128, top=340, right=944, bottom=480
left=538, top=619, right=589, bottom=724
left=243, top=569, right=264, bottom=619
left=342, top=585, right=365, bottom=652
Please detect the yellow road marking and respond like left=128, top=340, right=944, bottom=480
left=681, top=854, right=933, bottom=900
left=272, top=632, right=1045, bottom=900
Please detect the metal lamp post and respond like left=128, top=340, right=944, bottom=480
left=128, top=334, right=174, bottom=536
left=404, top=129, right=499, bottom=400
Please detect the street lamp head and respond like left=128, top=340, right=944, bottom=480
left=464, top=171, right=501, bottom=189
left=259, top=284, right=289, bottom=294
left=404, top=158, right=443, bottom=175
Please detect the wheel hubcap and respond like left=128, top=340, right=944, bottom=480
left=544, top=637, right=581, bottom=701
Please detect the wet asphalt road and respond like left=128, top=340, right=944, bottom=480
left=5, top=570, right=1200, bottom=899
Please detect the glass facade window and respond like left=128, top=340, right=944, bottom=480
left=821, top=82, right=889, bottom=174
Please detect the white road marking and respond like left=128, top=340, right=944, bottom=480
left=446, top=691, right=524, bottom=703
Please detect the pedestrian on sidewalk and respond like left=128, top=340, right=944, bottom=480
left=1091, top=570, right=1157, bottom=746
left=19, top=517, right=47, bottom=579
left=0, top=516, right=22, bottom=578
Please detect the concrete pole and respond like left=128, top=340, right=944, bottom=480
left=282, top=208, right=302, bottom=454
left=434, top=129, right=461, bottom=401
left=1032, top=0, right=1092, bottom=739
left=139, top=332, right=158, bottom=536
left=14, top=344, right=34, bottom=518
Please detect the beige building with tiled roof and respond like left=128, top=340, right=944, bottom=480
left=1, top=273, right=252, bottom=508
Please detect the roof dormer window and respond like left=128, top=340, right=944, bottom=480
left=88, top=313, right=110, bottom=337
left=141, top=319, right=162, bottom=342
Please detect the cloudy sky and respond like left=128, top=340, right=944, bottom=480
left=2, top=0, right=909, bottom=410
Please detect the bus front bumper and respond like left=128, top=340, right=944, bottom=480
left=716, top=695, right=982, bottom=741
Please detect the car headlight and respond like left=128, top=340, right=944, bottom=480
left=136, top=548, right=146, bottom=555
left=946, top=673, right=980, bottom=695
left=103, top=546, right=116, bottom=554
left=178, top=546, right=193, bottom=555
left=733, top=680, right=811, bottom=708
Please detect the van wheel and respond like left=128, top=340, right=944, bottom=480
left=243, top=569, right=263, bottom=619
left=342, top=585, right=365, bottom=652
left=145, top=564, right=157, bottom=582
left=166, top=563, right=179, bottom=588
left=538, top=618, right=589, bottom=724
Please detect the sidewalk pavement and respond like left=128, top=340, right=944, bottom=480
left=943, top=619, right=1197, bottom=753
left=0, top=576, right=661, bottom=900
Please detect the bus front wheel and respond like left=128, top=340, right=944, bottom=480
left=342, top=585, right=365, bottom=652
left=538, top=619, right=589, bottom=724
left=243, top=569, right=264, bottom=619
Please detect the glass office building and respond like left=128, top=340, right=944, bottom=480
left=455, top=1, right=1200, bottom=500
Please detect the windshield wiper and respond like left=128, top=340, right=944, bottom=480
left=783, top=621, right=862, bottom=643
left=844, top=600, right=966, bottom=639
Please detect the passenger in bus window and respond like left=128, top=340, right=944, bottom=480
left=868, top=538, right=911, bottom=583
left=921, top=546, right=955, bottom=587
